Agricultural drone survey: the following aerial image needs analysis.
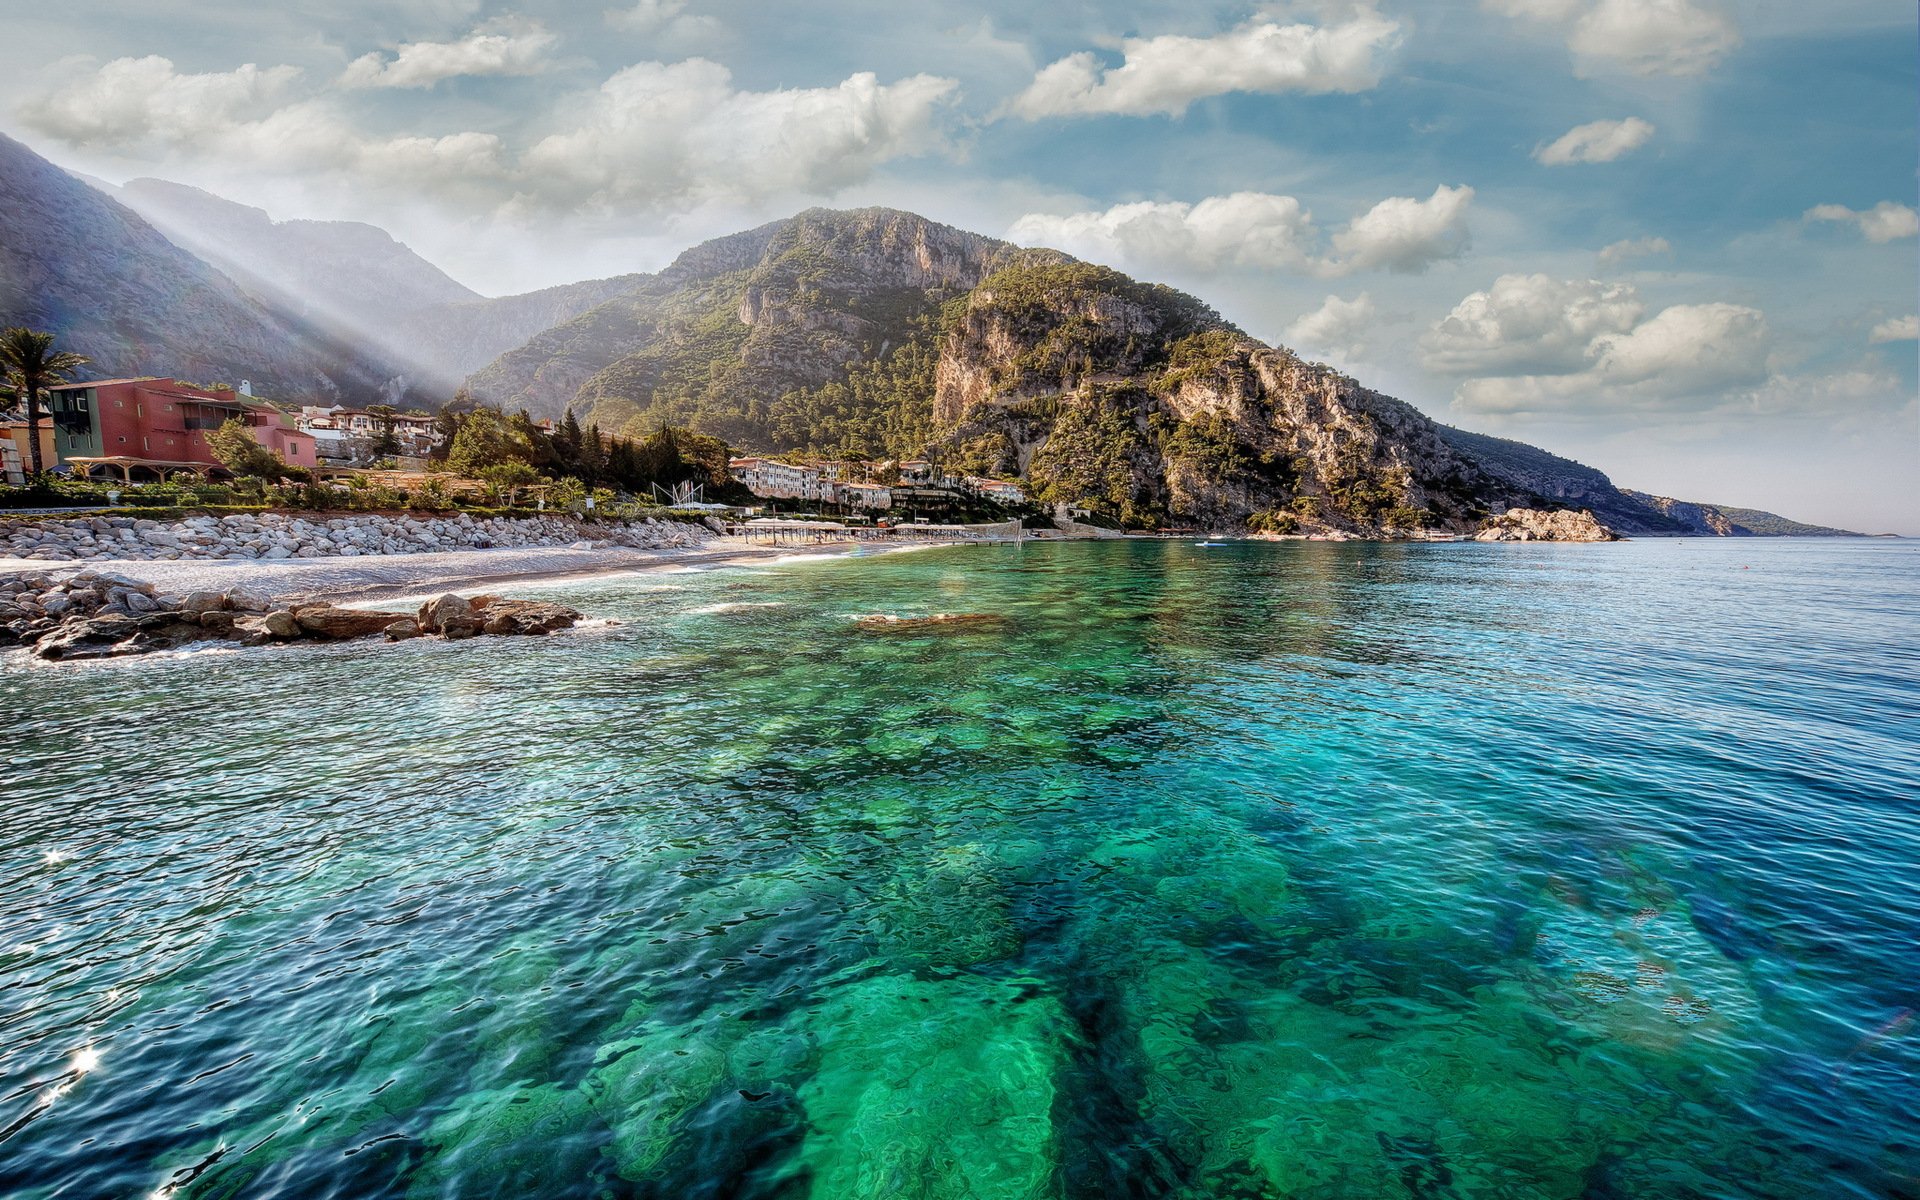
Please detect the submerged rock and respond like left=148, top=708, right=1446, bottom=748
left=853, top=612, right=1007, bottom=632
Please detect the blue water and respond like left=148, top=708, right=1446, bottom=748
left=2, top=538, right=1916, bottom=1198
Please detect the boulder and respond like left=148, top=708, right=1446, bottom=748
left=262, top=610, right=301, bottom=638
left=384, top=618, right=422, bottom=641
left=197, top=610, right=238, bottom=633
left=293, top=604, right=413, bottom=640
left=179, top=590, right=229, bottom=617
left=480, top=600, right=581, bottom=636
left=418, top=593, right=475, bottom=635
left=226, top=588, right=273, bottom=613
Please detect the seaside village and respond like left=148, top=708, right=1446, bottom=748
left=0, top=375, right=1030, bottom=521
left=0, top=369, right=1049, bottom=660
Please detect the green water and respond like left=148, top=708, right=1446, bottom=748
left=2, top=539, right=1916, bottom=1198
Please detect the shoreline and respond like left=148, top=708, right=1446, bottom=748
left=0, top=537, right=901, bottom=607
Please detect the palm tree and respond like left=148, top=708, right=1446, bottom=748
left=0, top=328, right=91, bottom=478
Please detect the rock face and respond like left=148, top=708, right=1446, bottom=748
left=1474, top=508, right=1619, bottom=542
left=0, top=511, right=712, bottom=563
left=1620, top=490, right=1864, bottom=538
left=0, top=572, right=585, bottom=660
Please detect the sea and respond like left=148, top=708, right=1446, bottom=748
left=2, top=537, right=1916, bottom=1199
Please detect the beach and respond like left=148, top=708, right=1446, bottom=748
left=0, top=535, right=875, bottom=606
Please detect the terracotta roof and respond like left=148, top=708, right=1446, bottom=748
left=46, top=377, right=164, bottom=390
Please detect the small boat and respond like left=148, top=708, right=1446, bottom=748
left=1195, top=541, right=1231, bottom=547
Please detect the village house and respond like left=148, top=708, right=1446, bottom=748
left=965, top=476, right=1029, bottom=505
left=0, top=407, right=57, bottom=485
left=297, top=405, right=444, bottom=463
left=43, top=378, right=317, bottom=482
left=731, top=456, right=894, bottom=510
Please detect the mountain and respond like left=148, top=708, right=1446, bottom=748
left=451, top=208, right=1606, bottom=532
left=0, top=132, right=415, bottom=403
left=113, top=177, right=482, bottom=322
left=94, top=175, right=650, bottom=395
left=1431, top=427, right=1692, bottom=535
left=463, top=209, right=1019, bottom=441
left=1621, top=491, right=1863, bottom=537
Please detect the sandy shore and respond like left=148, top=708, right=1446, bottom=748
left=0, top=537, right=871, bottom=605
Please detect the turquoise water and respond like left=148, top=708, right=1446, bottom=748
left=2, top=538, right=1917, bottom=1199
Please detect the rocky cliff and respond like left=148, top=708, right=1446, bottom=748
left=1621, top=491, right=1862, bottom=537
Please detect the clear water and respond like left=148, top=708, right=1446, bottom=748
left=2, top=539, right=1916, bottom=1199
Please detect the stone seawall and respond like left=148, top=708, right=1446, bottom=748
left=1, top=511, right=717, bottom=563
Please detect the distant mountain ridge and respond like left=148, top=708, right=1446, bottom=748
left=90, top=174, right=649, bottom=395
left=1621, top=491, right=1862, bottom=537
left=0, top=132, right=417, bottom=403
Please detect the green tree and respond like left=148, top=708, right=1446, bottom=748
left=446, top=407, right=527, bottom=476
left=206, top=417, right=294, bottom=480
left=0, top=327, right=91, bottom=477
left=366, top=403, right=401, bottom=456
left=478, top=460, right=539, bottom=504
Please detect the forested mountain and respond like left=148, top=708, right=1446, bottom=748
left=457, top=209, right=1666, bottom=533
left=0, top=133, right=416, bottom=403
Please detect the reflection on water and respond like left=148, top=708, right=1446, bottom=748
left=2, top=539, right=1917, bottom=1198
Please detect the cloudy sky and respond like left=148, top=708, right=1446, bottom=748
left=6, top=0, right=1916, bottom=531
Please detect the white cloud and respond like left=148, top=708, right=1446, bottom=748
left=1423, top=274, right=1644, bottom=374
left=1869, top=315, right=1918, bottom=344
left=1535, top=116, right=1654, bottom=165
left=1597, top=236, right=1671, bottom=267
left=521, top=61, right=959, bottom=210
left=1004, top=11, right=1400, bottom=119
left=19, top=56, right=300, bottom=148
left=1008, top=185, right=1473, bottom=277
left=22, top=54, right=957, bottom=217
left=1444, top=287, right=1771, bottom=416
left=338, top=21, right=559, bottom=89
left=1588, top=302, right=1769, bottom=391
left=1285, top=292, right=1377, bottom=361
left=1007, top=193, right=1317, bottom=271
left=1805, top=201, right=1920, bottom=243
left=1326, top=185, right=1475, bottom=274
left=1486, top=0, right=1740, bottom=77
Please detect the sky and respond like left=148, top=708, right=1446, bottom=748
left=4, top=0, right=1916, bottom=532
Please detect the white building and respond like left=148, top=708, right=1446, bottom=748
left=834, top=481, right=893, bottom=510
left=966, top=476, right=1028, bottom=505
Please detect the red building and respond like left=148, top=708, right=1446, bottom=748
left=43, top=379, right=318, bottom=481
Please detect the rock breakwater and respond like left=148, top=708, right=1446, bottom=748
left=1, top=571, right=587, bottom=661
left=1, top=511, right=715, bottom=563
